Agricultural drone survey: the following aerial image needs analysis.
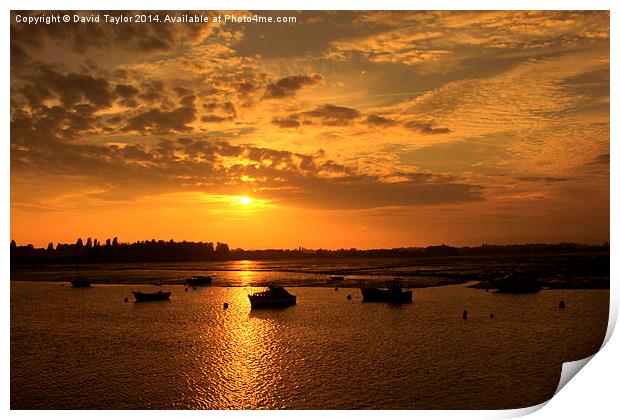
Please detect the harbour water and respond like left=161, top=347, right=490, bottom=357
left=11, top=279, right=608, bottom=409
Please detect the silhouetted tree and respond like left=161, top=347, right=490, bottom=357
left=112, top=237, right=119, bottom=247
left=76, top=238, right=84, bottom=248
left=86, top=238, right=93, bottom=248
left=105, top=239, right=111, bottom=247
left=215, top=242, right=230, bottom=254
left=47, top=242, right=54, bottom=251
left=10, top=240, right=16, bottom=249
left=94, top=239, right=99, bottom=247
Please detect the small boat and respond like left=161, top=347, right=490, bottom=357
left=249, top=286, right=296, bottom=309
left=132, top=290, right=172, bottom=302
left=186, top=275, right=213, bottom=287
left=361, top=280, right=412, bottom=304
left=491, top=273, right=541, bottom=293
left=70, top=278, right=91, bottom=288
left=330, top=275, right=345, bottom=281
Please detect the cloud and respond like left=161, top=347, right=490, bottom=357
left=264, top=74, right=323, bottom=99
left=13, top=63, right=113, bottom=110
left=123, top=102, right=196, bottom=134
left=272, top=116, right=301, bottom=128
left=366, top=114, right=398, bottom=127
left=404, top=120, right=451, bottom=134
left=10, top=118, right=483, bottom=209
left=10, top=10, right=224, bottom=56
left=271, top=104, right=361, bottom=128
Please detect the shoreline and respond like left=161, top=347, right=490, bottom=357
left=9, top=278, right=610, bottom=291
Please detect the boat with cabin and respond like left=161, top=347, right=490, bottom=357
left=70, top=277, right=91, bottom=288
left=248, top=286, right=296, bottom=309
left=361, top=280, right=412, bottom=303
left=186, top=275, right=213, bottom=287
left=491, top=273, right=541, bottom=293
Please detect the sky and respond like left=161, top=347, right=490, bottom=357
left=10, top=10, right=610, bottom=249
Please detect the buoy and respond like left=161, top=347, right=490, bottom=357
left=223, top=303, right=229, bottom=309
left=346, top=295, right=352, bottom=300
left=334, top=287, right=339, bottom=291
left=185, top=287, right=188, bottom=292
left=490, top=313, right=494, bottom=319
left=463, top=310, right=468, bottom=320
left=124, top=297, right=128, bottom=303
left=559, top=300, right=565, bottom=309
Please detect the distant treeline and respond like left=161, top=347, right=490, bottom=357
left=9, top=238, right=610, bottom=265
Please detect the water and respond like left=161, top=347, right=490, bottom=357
left=11, top=281, right=608, bottom=409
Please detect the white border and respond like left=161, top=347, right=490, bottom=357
left=2, top=1, right=617, bottom=419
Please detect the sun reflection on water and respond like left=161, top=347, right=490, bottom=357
left=233, top=260, right=257, bottom=286
left=191, top=287, right=285, bottom=409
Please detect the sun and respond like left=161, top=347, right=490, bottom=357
left=238, top=196, right=252, bottom=205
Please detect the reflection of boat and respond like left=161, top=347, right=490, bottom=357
left=330, top=275, right=345, bottom=281
left=492, top=273, right=540, bottom=293
left=249, top=286, right=296, bottom=309
left=70, top=278, right=91, bottom=288
left=132, top=290, right=172, bottom=302
left=361, top=280, right=412, bottom=303
left=186, top=276, right=212, bottom=286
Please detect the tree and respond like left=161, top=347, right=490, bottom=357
left=76, top=238, right=84, bottom=248
left=10, top=240, right=16, bottom=249
left=86, top=238, right=93, bottom=248
left=47, top=242, right=54, bottom=251
left=112, top=237, right=119, bottom=247
left=215, top=242, right=230, bottom=253
left=105, top=239, right=111, bottom=247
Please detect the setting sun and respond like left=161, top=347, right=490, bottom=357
left=238, top=196, right=252, bottom=205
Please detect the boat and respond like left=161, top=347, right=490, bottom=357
left=361, top=280, right=412, bottom=303
left=132, top=290, right=172, bottom=302
left=248, top=286, right=296, bottom=309
left=70, top=278, right=91, bottom=288
left=186, top=275, right=213, bottom=286
left=491, top=273, right=541, bottom=293
left=330, top=275, right=345, bottom=281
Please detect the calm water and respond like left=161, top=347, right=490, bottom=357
left=11, top=281, right=608, bottom=409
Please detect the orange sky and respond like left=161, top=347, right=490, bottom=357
left=10, top=11, right=610, bottom=249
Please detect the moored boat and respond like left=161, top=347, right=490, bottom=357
left=186, top=275, right=213, bottom=286
left=361, top=280, right=412, bottom=303
left=70, top=278, right=91, bottom=288
left=330, top=275, right=345, bottom=281
left=249, top=286, right=296, bottom=309
left=132, top=290, right=172, bottom=302
left=491, top=273, right=540, bottom=293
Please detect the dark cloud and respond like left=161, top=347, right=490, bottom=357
left=516, top=176, right=572, bottom=183
left=587, top=153, right=610, bottom=165
left=201, top=115, right=227, bottom=123
left=366, top=114, right=398, bottom=126
left=272, top=116, right=301, bottom=128
left=303, top=104, right=361, bottom=125
left=264, top=74, right=323, bottom=99
left=11, top=111, right=483, bottom=209
left=14, top=63, right=113, bottom=110
left=123, top=105, right=196, bottom=134
left=404, top=120, right=451, bottom=134
left=115, top=83, right=140, bottom=107
left=273, top=104, right=362, bottom=128
left=11, top=11, right=221, bottom=56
